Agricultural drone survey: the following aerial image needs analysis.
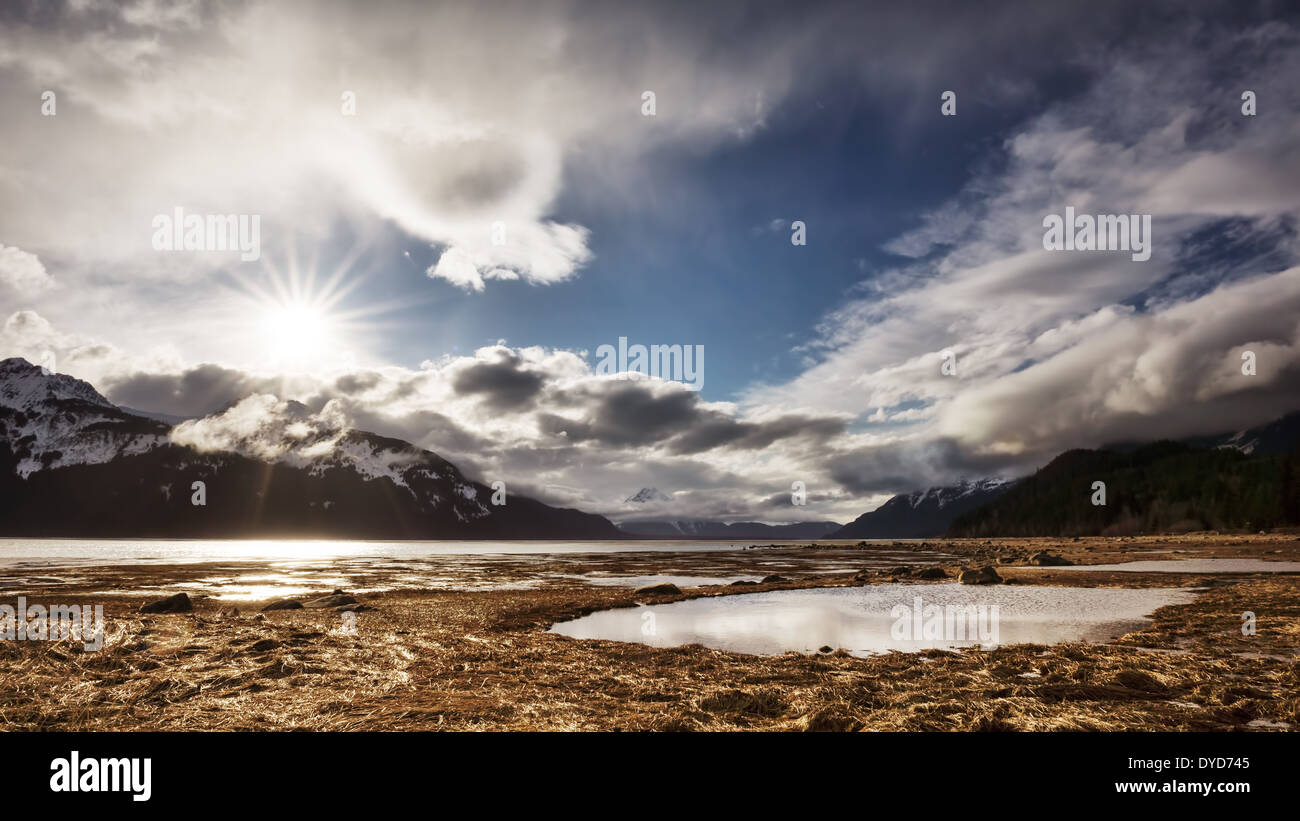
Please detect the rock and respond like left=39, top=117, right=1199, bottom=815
left=892, top=566, right=912, bottom=575
left=958, top=566, right=1002, bottom=585
left=139, top=592, right=192, bottom=614
left=336, top=603, right=373, bottom=613
left=262, top=599, right=303, bottom=611
left=761, top=574, right=789, bottom=584
left=1028, top=551, right=1073, bottom=567
left=634, top=583, right=682, bottom=596
left=728, top=580, right=758, bottom=586
left=914, top=567, right=947, bottom=580
left=853, top=570, right=872, bottom=582
left=218, top=606, right=240, bottom=618
left=248, top=639, right=281, bottom=653
left=817, top=645, right=834, bottom=654
left=305, top=593, right=358, bottom=609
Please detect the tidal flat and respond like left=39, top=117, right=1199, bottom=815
left=1, top=533, right=1297, bottom=731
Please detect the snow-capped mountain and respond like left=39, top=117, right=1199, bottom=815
left=831, top=478, right=1016, bottom=539
left=625, top=487, right=672, bottom=504
left=0, top=357, right=169, bottom=478
left=0, top=358, right=619, bottom=539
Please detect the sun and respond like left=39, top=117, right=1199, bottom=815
left=259, top=299, right=333, bottom=365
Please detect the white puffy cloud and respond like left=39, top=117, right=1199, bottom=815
left=0, top=245, right=54, bottom=295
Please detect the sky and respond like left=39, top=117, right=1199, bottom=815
left=1, top=0, right=1299, bottom=524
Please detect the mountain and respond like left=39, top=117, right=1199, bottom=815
left=1187, top=410, right=1300, bottom=457
left=948, top=440, right=1293, bottom=538
left=830, top=478, right=1015, bottom=539
left=0, top=358, right=620, bottom=539
left=616, top=519, right=842, bottom=540
left=625, top=487, right=672, bottom=504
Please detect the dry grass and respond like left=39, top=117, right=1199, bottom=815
left=1, top=533, right=1298, bottom=731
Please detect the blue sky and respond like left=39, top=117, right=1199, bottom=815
left=2, top=0, right=1299, bottom=523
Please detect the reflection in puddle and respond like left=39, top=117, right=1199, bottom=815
left=550, top=583, right=1197, bottom=657
left=569, top=574, right=760, bottom=588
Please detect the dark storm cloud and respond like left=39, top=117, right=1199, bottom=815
left=450, top=357, right=545, bottom=411
left=668, top=413, right=846, bottom=454
left=826, top=437, right=1018, bottom=495
left=539, top=380, right=847, bottom=454
left=104, top=364, right=277, bottom=418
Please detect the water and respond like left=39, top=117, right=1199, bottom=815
left=0, top=538, right=939, bottom=601
left=549, top=583, right=1197, bottom=657
left=1031, top=559, right=1300, bottom=574
left=0, top=538, right=780, bottom=565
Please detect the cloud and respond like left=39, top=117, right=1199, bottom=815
left=0, top=245, right=54, bottom=295
left=744, top=19, right=1300, bottom=490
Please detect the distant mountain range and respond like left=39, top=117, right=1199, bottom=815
left=617, top=519, right=842, bottom=540
left=619, top=486, right=839, bottom=539
left=0, top=358, right=620, bottom=539
left=830, top=478, right=1015, bottom=539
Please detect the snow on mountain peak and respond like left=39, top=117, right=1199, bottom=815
left=626, top=487, right=672, bottom=504
left=0, top=357, right=114, bottom=412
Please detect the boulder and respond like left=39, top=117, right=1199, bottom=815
left=760, top=574, right=790, bottom=584
left=139, top=593, right=192, bottom=614
left=914, top=567, right=948, bottom=580
left=305, top=593, right=358, bottom=609
left=958, top=566, right=1003, bottom=585
left=728, top=580, right=758, bottom=587
left=262, top=599, right=304, bottom=611
left=634, top=583, right=682, bottom=596
left=1029, top=551, right=1073, bottom=567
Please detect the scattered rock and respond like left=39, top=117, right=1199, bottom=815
left=634, top=583, right=682, bottom=596
left=139, top=592, right=192, bottom=614
left=958, top=566, right=1002, bottom=585
left=305, top=593, right=358, bottom=609
left=262, top=599, right=304, bottom=611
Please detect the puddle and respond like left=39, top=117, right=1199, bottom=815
left=550, top=583, right=1197, bottom=657
left=1028, top=559, right=1300, bottom=573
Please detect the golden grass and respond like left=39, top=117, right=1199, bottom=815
left=0, top=533, right=1297, bottom=731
